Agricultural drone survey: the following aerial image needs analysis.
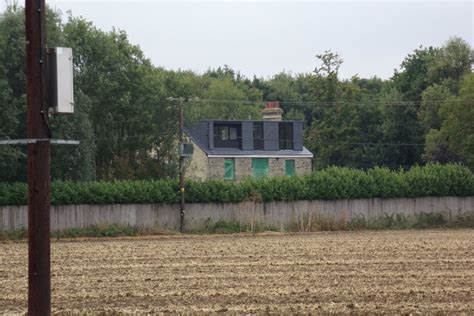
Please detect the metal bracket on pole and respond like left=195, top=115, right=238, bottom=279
left=0, top=139, right=80, bottom=145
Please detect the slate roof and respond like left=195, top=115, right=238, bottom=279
left=185, top=120, right=313, bottom=158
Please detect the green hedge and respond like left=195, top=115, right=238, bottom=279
left=0, top=164, right=472, bottom=206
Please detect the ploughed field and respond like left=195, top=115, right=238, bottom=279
left=1, top=230, right=473, bottom=314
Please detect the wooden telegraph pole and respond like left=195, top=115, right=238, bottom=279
left=178, top=97, right=186, bottom=233
left=167, top=97, right=186, bottom=233
left=26, top=0, right=51, bottom=314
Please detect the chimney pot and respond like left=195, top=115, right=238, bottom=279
left=266, top=101, right=280, bottom=109
left=262, top=101, right=283, bottom=121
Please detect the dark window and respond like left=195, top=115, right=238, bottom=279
left=279, top=122, right=293, bottom=150
left=213, top=124, right=241, bottom=148
left=253, top=123, right=264, bottom=150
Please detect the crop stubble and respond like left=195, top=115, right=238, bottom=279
left=0, top=230, right=473, bottom=314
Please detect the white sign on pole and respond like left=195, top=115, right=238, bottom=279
left=49, top=47, right=74, bottom=114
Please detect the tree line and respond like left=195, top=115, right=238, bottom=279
left=0, top=4, right=472, bottom=182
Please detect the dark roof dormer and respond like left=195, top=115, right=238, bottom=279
left=185, top=119, right=312, bottom=158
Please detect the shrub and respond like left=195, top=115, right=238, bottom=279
left=0, top=163, right=472, bottom=206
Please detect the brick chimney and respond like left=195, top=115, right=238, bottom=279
left=262, top=101, right=283, bottom=121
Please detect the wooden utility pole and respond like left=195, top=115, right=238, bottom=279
left=26, top=0, right=51, bottom=314
left=167, top=97, right=186, bottom=233
left=178, top=98, right=185, bottom=233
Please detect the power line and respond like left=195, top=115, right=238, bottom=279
left=0, top=139, right=80, bottom=145
left=81, top=137, right=429, bottom=148
left=185, top=98, right=474, bottom=106
left=90, top=132, right=177, bottom=142
left=321, top=142, right=425, bottom=147
left=1, top=132, right=427, bottom=147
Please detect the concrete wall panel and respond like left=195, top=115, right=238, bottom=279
left=1, top=196, right=473, bottom=232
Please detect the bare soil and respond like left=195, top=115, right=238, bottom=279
left=1, top=229, right=473, bottom=314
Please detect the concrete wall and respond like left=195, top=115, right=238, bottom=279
left=1, top=196, right=473, bottom=232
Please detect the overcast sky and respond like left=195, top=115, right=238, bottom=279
left=1, top=0, right=473, bottom=79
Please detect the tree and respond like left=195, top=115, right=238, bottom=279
left=304, top=52, right=391, bottom=169
left=0, top=4, right=83, bottom=181
left=0, top=30, right=23, bottom=180
left=50, top=91, right=96, bottom=180
left=418, top=84, right=452, bottom=132
left=191, top=77, right=262, bottom=121
left=394, top=38, right=472, bottom=102
left=63, top=16, right=163, bottom=179
left=256, top=72, right=317, bottom=125
left=379, top=88, right=424, bottom=167
left=423, top=131, right=464, bottom=165
left=393, top=46, right=439, bottom=102
left=424, top=74, right=474, bottom=169
left=260, top=72, right=301, bottom=117
left=1, top=2, right=471, bottom=179
left=312, top=50, right=343, bottom=103
left=314, top=50, right=343, bottom=77
left=426, top=37, right=473, bottom=94
left=306, top=101, right=360, bottom=169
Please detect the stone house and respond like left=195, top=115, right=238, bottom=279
left=185, top=102, right=313, bottom=181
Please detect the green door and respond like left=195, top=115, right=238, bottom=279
left=224, top=159, right=235, bottom=180
left=285, top=160, right=295, bottom=176
left=252, top=158, right=269, bottom=179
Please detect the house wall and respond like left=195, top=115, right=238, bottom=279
left=269, top=158, right=285, bottom=177
left=186, top=141, right=209, bottom=181
left=269, top=158, right=312, bottom=177
left=235, top=158, right=253, bottom=180
left=295, top=158, right=312, bottom=175
left=208, top=157, right=225, bottom=179
left=207, top=157, right=312, bottom=180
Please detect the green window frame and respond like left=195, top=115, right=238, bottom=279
left=285, top=160, right=295, bottom=176
left=252, top=158, right=269, bottom=179
left=224, top=158, right=235, bottom=180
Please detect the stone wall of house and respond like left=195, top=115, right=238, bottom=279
left=235, top=158, right=252, bottom=180
left=269, top=158, right=312, bottom=177
left=295, top=158, right=312, bottom=175
left=269, top=158, right=286, bottom=177
left=186, top=141, right=208, bottom=181
left=208, top=157, right=253, bottom=181
left=207, top=157, right=312, bottom=180
left=208, top=157, right=225, bottom=179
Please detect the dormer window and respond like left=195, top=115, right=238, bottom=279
left=216, top=126, right=237, bottom=141
left=279, top=122, right=293, bottom=150
left=253, top=123, right=264, bottom=150
left=213, top=123, right=241, bottom=148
